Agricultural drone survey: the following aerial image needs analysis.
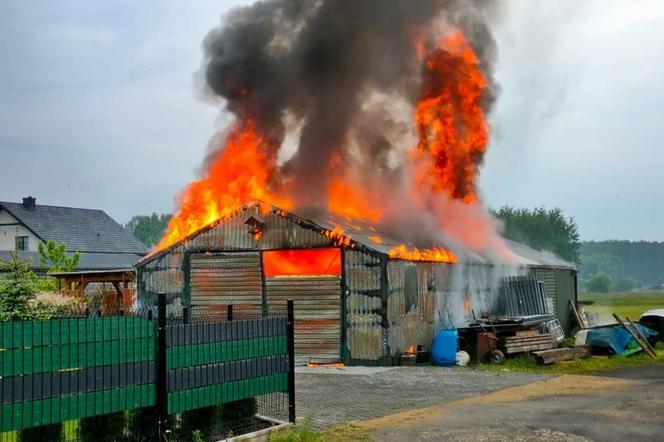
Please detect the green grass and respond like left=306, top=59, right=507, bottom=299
left=269, top=419, right=370, bottom=442
left=578, top=291, right=664, bottom=323
left=479, top=342, right=664, bottom=375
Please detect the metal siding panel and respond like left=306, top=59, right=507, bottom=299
left=190, top=253, right=263, bottom=308
left=266, top=276, right=341, bottom=362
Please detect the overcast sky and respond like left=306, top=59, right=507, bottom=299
left=1, top=1, right=663, bottom=241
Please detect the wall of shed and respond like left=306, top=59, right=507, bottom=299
left=555, top=269, right=577, bottom=333
left=343, top=255, right=503, bottom=365
left=137, top=206, right=335, bottom=313
left=530, top=267, right=577, bottom=334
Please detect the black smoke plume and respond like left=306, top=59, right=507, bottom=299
left=202, top=0, right=499, bottom=206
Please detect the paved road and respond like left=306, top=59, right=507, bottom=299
left=361, top=364, right=664, bottom=442
left=295, top=366, right=548, bottom=430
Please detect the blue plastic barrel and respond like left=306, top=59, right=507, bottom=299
left=431, top=329, right=458, bottom=366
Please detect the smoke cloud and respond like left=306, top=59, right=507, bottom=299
left=184, top=0, right=509, bottom=258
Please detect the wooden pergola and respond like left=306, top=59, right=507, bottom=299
left=50, top=268, right=136, bottom=313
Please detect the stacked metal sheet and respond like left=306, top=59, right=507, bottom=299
left=498, top=276, right=550, bottom=317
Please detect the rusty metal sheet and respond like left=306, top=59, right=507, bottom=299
left=266, top=275, right=341, bottom=363
left=190, top=252, right=263, bottom=307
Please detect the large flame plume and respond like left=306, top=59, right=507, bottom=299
left=158, top=0, right=505, bottom=262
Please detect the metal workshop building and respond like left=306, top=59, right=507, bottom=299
left=136, top=201, right=577, bottom=365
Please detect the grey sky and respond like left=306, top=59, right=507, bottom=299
left=1, top=1, right=663, bottom=241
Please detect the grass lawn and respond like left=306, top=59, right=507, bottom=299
left=578, top=291, right=664, bottom=323
left=478, top=342, right=664, bottom=376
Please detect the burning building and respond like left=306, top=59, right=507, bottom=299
left=135, top=1, right=578, bottom=364
left=135, top=200, right=576, bottom=365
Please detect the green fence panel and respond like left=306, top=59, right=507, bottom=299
left=0, top=317, right=156, bottom=376
left=166, top=335, right=287, bottom=369
left=1, top=383, right=155, bottom=432
left=167, top=373, right=288, bottom=414
left=1, top=337, right=156, bottom=376
left=0, top=317, right=154, bottom=350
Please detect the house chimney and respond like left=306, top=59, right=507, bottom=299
left=22, top=196, right=36, bottom=211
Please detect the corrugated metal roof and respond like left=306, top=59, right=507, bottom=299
left=140, top=200, right=576, bottom=270
left=0, top=201, right=147, bottom=254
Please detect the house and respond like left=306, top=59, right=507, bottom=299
left=0, top=196, right=148, bottom=271
left=135, top=200, right=577, bottom=366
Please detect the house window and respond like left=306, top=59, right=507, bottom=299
left=15, top=236, right=28, bottom=251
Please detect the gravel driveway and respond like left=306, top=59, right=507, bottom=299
left=295, top=365, right=548, bottom=430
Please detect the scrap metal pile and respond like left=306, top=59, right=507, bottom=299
left=454, top=276, right=559, bottom=364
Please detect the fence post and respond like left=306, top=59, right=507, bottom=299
left=287, top=299, right=296, bottom=424
left=227, top=304, right=233, bottom=322
left=156, top=292, right=168, bottom=442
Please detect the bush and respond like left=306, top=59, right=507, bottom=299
left=18, top=423, right=63, bottom=441
left=219, top=398, right=257, bottom=435
left=585, top=272, right=612, bottom=293
left=128, top=407, right=174, bottom=442
left=79, top=412, right=125, bottom=442
left=179, top=406, right=219, bottom=440
left=612, top=277, right=639, bottom=292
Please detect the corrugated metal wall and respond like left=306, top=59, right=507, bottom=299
left=344, top=250, right=384, bottom=362
left=190, top=252, right=263, bottom=308
left=533, top=267, right=558, bottom=316
left=266, top=276, right=341, bottom=363
left=386, top=261, right=451, bottom=356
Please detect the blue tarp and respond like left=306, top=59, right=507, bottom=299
left=586, top=324, right=658, bottom=355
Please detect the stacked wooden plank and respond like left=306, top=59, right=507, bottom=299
left=501, top=333, right=555, bottom=354
left=533, top=347, right=591, bottom=364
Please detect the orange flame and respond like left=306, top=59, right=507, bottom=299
left=327, top=178, right=382, bottom=223
left=464, top=296, right=471, bottom=315
left=414, top=29, right=488, bottom=203
left=157, top=120, right=291, bottom=250
left=263, top=248, right=341, bottom=277
left=157, top=29, right=492, bottom=264
left=405, top=345, right=416, bottom=355
left=388, top=244, right=457, bottom=264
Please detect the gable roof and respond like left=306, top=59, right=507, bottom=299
left=141, top=200, right=576, bottom=271
left=0, top=201, right=148, bottom=254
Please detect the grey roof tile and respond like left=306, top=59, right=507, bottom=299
left=0, top=201, right=148, bottom=254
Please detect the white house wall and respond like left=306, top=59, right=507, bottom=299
left=0, top=209, right=40, bottom=252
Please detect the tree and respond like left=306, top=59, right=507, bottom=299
left=612, top=277, right=639, bottom=292
left=38, top=240, right=80, bottom=272
left=0, top=251, right=37, bottom=319
left=125, top=213, right=171, bottom=248
left=586, top=272, right=612, bottom=293
left=493, top=206, right=581, bottom=263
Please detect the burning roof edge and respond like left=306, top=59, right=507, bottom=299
left=137, top=200, right=576, bottom=271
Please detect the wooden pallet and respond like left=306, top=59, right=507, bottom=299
left=533, top=347, right=591, bottom=364
left=501, top=333, right=555, bottom=355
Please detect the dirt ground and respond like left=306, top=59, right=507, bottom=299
left=331, top=364, right=664, bottom=442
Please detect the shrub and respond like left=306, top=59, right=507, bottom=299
left=585, top=272, right=612, bottom=293
left=179, top=406, right=219, bottom=440
left=79, top=412, right=125, bottom=442
left=128, top=407, right=174, bottom=441
left=18, top=423, right=63, bottom=442
left=219, top=398, right=257, bottom=435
